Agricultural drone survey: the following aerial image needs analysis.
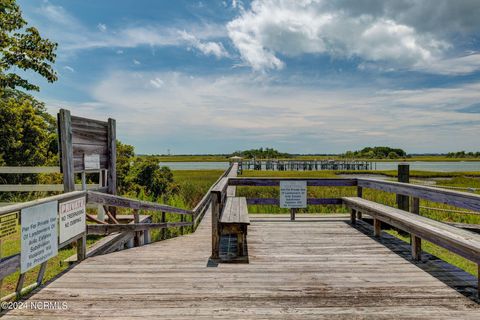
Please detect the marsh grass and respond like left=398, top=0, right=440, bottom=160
left=239, top=169, right=480, bottom=275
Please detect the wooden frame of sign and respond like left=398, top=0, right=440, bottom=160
left=57, top=109, right=116, bottom=195
left=58, top=109, right=116, bottom=254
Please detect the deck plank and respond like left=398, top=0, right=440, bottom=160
left=2, top=212, right=478, bottom=319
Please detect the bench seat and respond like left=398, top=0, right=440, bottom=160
left=219, top=197, right=249, bottom=261
left=342, top=197, right=480, bottom=265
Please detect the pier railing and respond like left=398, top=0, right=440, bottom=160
left=0, top=163, right=235, bottom=301
left=211, top=176, right=480, bottom=276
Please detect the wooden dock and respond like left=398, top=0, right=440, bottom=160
left=2, top=211, right=478, bottom=319
left=239, top=160, right=373, bottom=172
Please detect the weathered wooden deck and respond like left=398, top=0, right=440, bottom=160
left=2, top=211, right=479, bottom=319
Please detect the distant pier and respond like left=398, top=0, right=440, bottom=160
left=238, top=159, right=374, bottom=171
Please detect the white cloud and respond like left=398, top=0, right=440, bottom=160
left=97, top=23, right=107, bottom=32
left=179, top=31, right=229, bottom=58
left=133, top=59, right=141, bottom=65
left=226, top=0, right=478, bottom=73
left=150, top=77, right=164, bottom=88
left=45, top=70, right=480, bottom=153
left=63, top=66, right=75, bottom=72
left=417, top=54, right=480, bottom=75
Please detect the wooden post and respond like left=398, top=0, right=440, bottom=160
left=350, top=209, right=356, bottom=225
left=211, top=192, right=221, bottom=260
left=133, top=209, right=143, bottom=247
left=180, top=214, right=185, bottom=235
left=36, top=261, right=48, bottom=285
left=356, top=186, right=363, bottom=219
left=107, top=118, right=117, bottom=220
left=373, top=219, right=381, bottom=237
left=77, top=233, right=87, bottom=261
left=59, top=109, right=86, bottom=261
left=290, top=208, right=296, bottom=221
left=15, top=273, right=26, bottom=299
left=161, top=211, right=166, bottom=240
left=410, top=197, right=421, bottom=261
left=397, top=164, right=410, bottom=212
left=58, top=109, right=74, bottom=192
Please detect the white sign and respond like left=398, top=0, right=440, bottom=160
left=59, top=197, right=86, bottom=243
left=280, top=181, right=307, bottom=208
left=84, top=154, right=100, bottom=170
left=21, top=201, right=58, bottom=273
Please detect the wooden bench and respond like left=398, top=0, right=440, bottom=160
left=343, top=197, right=480, bottom=273
left=219, top=197, right=250, bottom=260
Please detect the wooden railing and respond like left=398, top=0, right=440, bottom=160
left=0, top=166, right=105, bottom=207
left=0, top=163, right=234, bottom=301
left=211, top=177, right=480, bottom=267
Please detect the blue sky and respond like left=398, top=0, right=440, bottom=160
left=18, top=0, right=480, bottom=154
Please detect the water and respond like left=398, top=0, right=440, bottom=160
left=159, top=162, right=230, bottom=170
left=160, top=161, right=480, bottom=172
left=373, top=161, right=480, bottom=172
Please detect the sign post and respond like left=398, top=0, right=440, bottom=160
left=280, top=181, right=307, bottom=221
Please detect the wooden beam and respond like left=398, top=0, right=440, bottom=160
left=357, top=178, right=480, bottom=212
left=87, top=191, right=193, bottom=215
left=0, top=166, right=60, bottom=174
left=58, top=109, right=75, bottom=192
left=107, top=118, right=117, bottom=196
left=246, top=198, right=343, bottom=205
left=356, top=186, right=363, bottom=219
left=87, top=221, right=192, bottom=235
left=0, top=191, right=85, bottom=217
left=228, top=177, right=357, bottom=187
left=397, top=164, right=410, bottom=212
left=410, top=197, right=421, bottom=261
left=373, top=219, right=381, bottom=237
left=211, top=192, right=221, bottom=259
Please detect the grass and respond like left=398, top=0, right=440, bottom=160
left=238, top=169, right=480, bottom=276
left=386, top=230, right=478, bottom=276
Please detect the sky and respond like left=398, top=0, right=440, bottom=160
left=17, top=0, right=480, bottom=154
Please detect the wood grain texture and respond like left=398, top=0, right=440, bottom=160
left=58, top=109, right=75, bottom=192
left=220, top=197, right=250, bottom=224
left=358, top=178, right=480, bottom=212
left=229, top=177, right=357, bottom=187
left=2, top=212, right=478, bottom=319
left=342, top=197, right=480, bottom=263
left=87, top=191, right=192, bottom=215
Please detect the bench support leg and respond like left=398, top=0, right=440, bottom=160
left=356, top=211, right=362, bottom=220
left=237, top=233, right=244, bottom=256
left=350, top=209, right=356, bottom=225
left=411, top=235, right=421, bottom=261
left=373, top=218, right=381, bottom=237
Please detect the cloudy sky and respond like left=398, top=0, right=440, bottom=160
left=19, top=0, right=480, bottom=154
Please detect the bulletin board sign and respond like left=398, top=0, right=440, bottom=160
left=20, top=201, right=58, bottom=273
left=280, top=181, right=307, bottom=209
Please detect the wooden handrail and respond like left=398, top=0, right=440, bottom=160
left=227, top=177, right=480, bottom=213
left=357, top=178, right=480, bottom=212
left=87, top=191, right=193, bottom=215
left=0, top=190, right=86, bottom=217
left=87, top=221, right=193, bottom=235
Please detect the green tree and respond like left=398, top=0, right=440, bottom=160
left=0, top=96, right=55, bottom=166
left=116, top=140, right=135, bottom=193
left=127, top=159, right=178, bottom=200
left=1, top=0, right=57, bottom=92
